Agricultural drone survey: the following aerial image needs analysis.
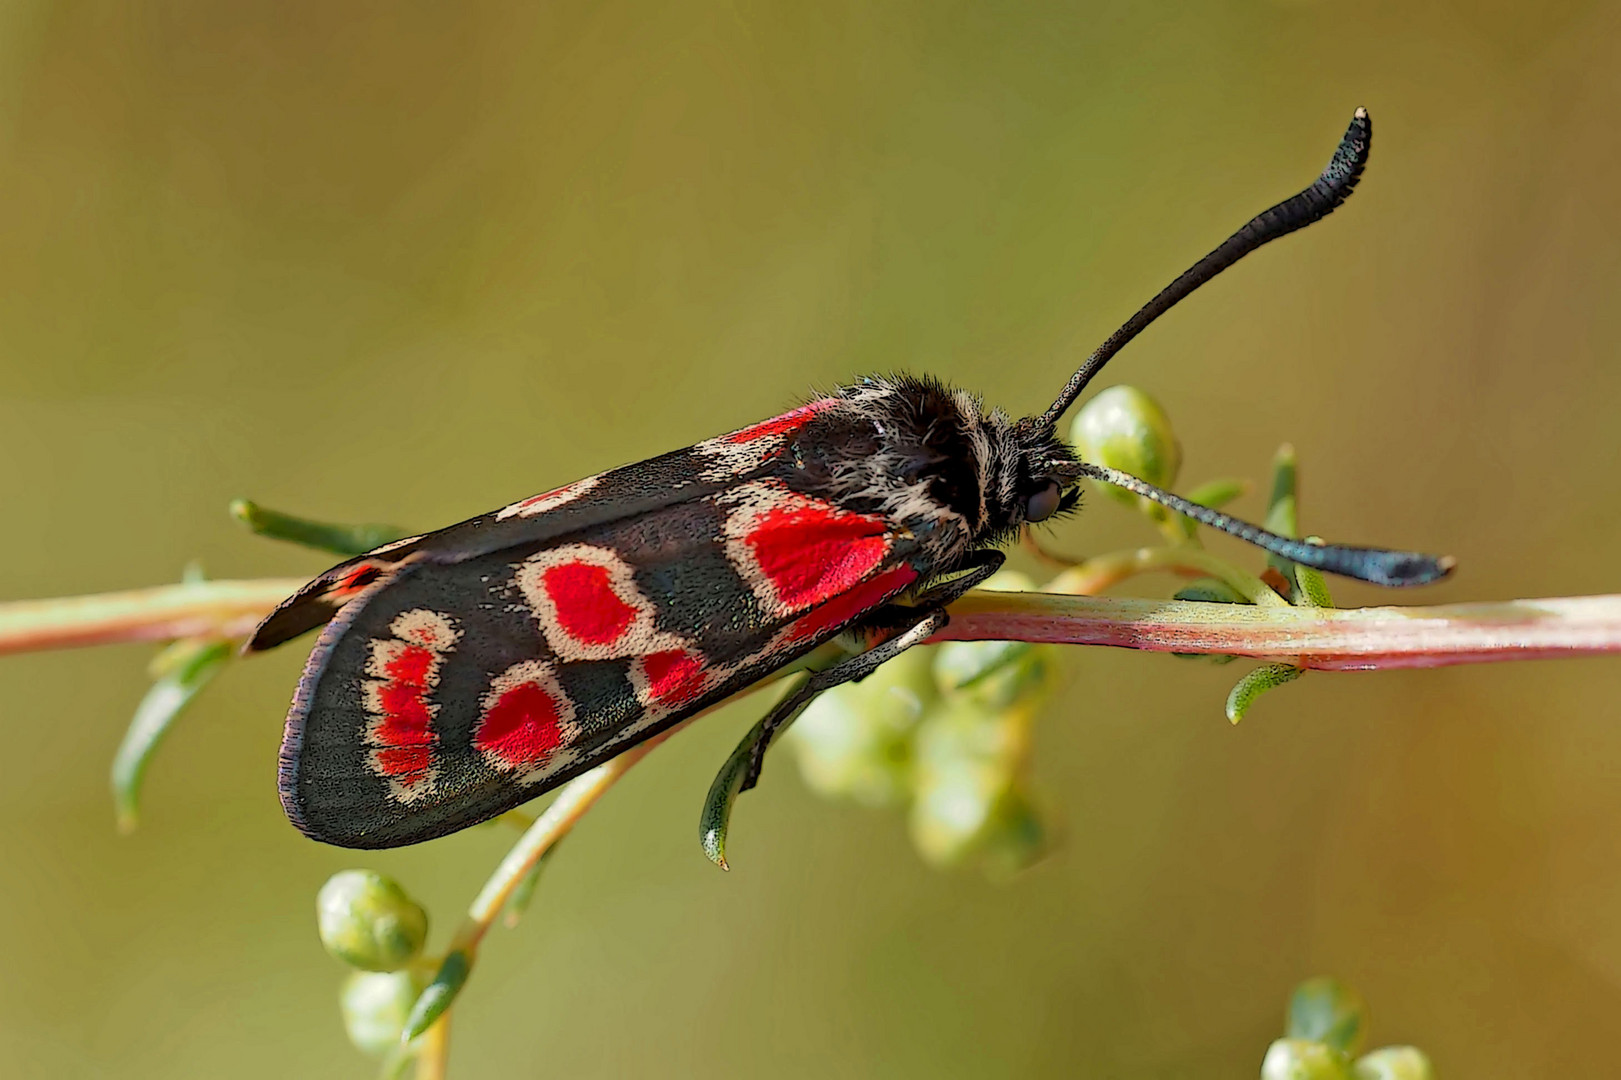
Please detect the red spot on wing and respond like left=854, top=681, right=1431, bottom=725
left=382, top=644, right=433, bottom=687
left=375, top=682, right=431, bottom=730
left=476, top=680, right=568, bottom=768
left=542, top=562, right=637, bottom=645
left=785, top=563, right=919, bottom=644
left=373, top=746, right=432, bottom=787
left=724, top=399, right=837, bottom=444
left=371, top=644, right=438, bottom=785
left=336, top=563, right=381, bottom=594
left=641, top=648, right=705, bottom=704
left=745, top=502, right=892, bottom=610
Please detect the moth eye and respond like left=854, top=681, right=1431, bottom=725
left=1024, top=481, right=1063, bottom=523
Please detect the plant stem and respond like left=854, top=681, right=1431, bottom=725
left=449, top=724, right=685, bottom=958
left=936, top=591, right=1621, bottom=671
left=3, top=579, right=1620, bottom=671
left=414, top=1011, right=450, bottom=1080
left=0, top=579, right=303, bottom=654
left=1046, top=546, right=1286, bottom=606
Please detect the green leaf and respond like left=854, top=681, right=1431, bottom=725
left=230, top=499, right=407, bottom=557
left=111, top=638, right=233, bottom=833
left=699, top=717, right=771, bottom=870
left=1265, top=443, right=1299, bottom=538
left=1176, top=476, right=1251, bottom=538
left=1184, top=476, right=1250, bottom=510
left=1260, top=448, right=1336, bottom=608
left=1225, top=662, right=1303, bottom=724
left=1293, top=551, right=1336, bottom=609
left=404, top=949, right=472, bottom=1041
left=501, top=842, right=561, bottom=930
left=1172, top=577, right=1249, bottom=605
left=700, top=671, right=834, bottom=868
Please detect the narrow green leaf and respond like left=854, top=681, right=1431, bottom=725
left=1171, top=577, right=1248, bottom=605
left=1175, top=476, right=1251, bottom=539
left=699, top=718, right=770, bottom=870
left=1265, top=444, right=1299, bottom=538
left=230, top=499, right=407, bottom=557
left=1225, top=662, right=1302, bottom=724
left=1260, top=445, right=1338, bottom=608
left=1184, top=476, right=1250, bottom=510
left=700, top=677, right=826, bottom=870
left=1293, top=547, right=1336, bottom=609
left=501, top=841, right=561, bottom=930
left=403, top=949, right=472, bottom=1042
left=111, top=638, right=233, bottom=832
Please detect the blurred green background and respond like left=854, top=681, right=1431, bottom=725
left=1, top=1, right=1618, bottom=1075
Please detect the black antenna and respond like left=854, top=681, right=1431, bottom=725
left=1071, top=461, right=1453, bottom=587
left=1034, top=108, right=1372, bottom=431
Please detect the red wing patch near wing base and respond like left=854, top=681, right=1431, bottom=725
left=360, top=609, right=461, bottom=802
left=721, top=481, right=895, bottom=618
left=693, top=398, right=838, bottom=480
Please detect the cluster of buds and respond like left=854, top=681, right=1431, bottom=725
left=786, top=569, right=1056, bottom=875
left=315, top=869, right=434, bottom=1064
left=1261, top=978, right=1435, bottom=1080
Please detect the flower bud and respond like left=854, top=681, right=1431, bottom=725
left=907, top=698, right=1025, bottom=866
left=339, top=969, right=426, bottom=1057
left=931, top=570, right=1054, bottom=711
left=1260, top=1039, right=1353, bottom=1080
left=977, top=783, right=1052, bottom=877
left=1352, top=1047, right=1435, bottom=1080
left=787, top=646, right=936, bottom=807
left=316, top=870, right=429, bottom=972
left=934, top=638, right=1052, bottom=712
left=1287, top=977, right=1368, bottom=1056
left=1069, top=385, right=1182, bottom=505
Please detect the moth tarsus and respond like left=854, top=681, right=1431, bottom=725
left=254, top=108, right=1451, bottom=850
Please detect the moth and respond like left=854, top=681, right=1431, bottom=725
left=251, top=108, right=1451, bottom=849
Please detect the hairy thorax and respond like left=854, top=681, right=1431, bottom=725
left=777, top=375, right=1043, bottom=569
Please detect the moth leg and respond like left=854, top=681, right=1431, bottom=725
left=860, top=548, right=1006, bottom=632
left=739, top=607, right=951, bottom=794
left=912, top=548, right=1005, bottom=609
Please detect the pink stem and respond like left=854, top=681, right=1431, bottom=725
left=934, top=591, right=1621, bottom=670
left=2, top=579, right=1618, bottom=672
left=0, top=579, right=305, bottom=654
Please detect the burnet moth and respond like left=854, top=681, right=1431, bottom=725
left=251, top=108, right=1452, bottom=849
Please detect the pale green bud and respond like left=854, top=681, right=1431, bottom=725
left=316, top=870, right=429, bottom=972
left=1287, top=977, right=1369, bottom=1056
left=787, top=646, right=936, bottom=807
left=907, top=699, right=1025, bottom=866
left=1069, top=385, right=1182, bottom=505
left=1353, top=1047, right=1435, bottom=1080
left=339, top=969, right=426, bottom=1057
left=977, top=783, right=1052, bottom=877
left=1261, top=1038, right=1353, bottom=1080
left=932, top=570, right=1053, bottom=711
